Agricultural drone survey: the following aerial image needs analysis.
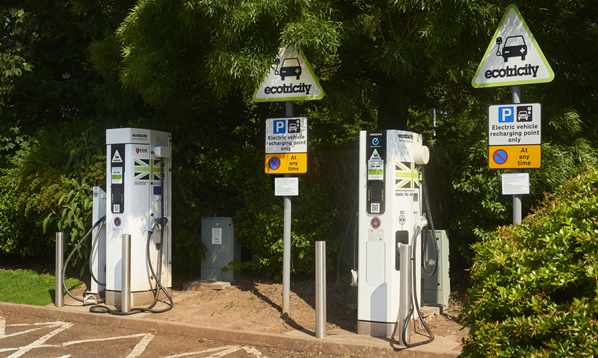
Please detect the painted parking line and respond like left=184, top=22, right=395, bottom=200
left=1, top=320, right=155, bottom=357
left=128, top=333, right=155, bottom=358
left=8, top=321, right=73, bottom=358
left=0, top=317, right=264, bottom=358
left=165, top=345, right=265, bottom=358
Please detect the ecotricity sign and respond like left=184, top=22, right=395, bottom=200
left=253, top=46, right=325, bottom=102
left=471, top=5, right=554, bottom=88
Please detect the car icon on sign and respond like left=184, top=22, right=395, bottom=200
left=279, top=57, right=301, bottom=81
left=500, top=35, right=527, bottom=62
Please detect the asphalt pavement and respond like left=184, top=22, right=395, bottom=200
left=0, top=310, right=352, bottom=358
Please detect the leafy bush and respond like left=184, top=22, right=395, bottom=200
left=445, top=136, right=598, bottom=281
left=0, top=125, right=104, bottom=260
left=461, top=169, right=598, bottom=357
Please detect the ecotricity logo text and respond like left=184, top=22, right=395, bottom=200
left=484, top=64, right=539, bottom=79
left=264, top=83, right=312, bottom=95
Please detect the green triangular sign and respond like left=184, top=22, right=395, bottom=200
left=253, top=46, right=325, bottom=102
left=472, top=4, right=554, bottom=88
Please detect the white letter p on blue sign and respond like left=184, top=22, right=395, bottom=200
left=498, top=106, right=514, bottom=123
left=273, top=120, right=286, bottom=134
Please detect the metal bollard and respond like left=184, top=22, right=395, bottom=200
left=315, top=241, right=327, bottom=338
left=55, top=232, right=64, bottom=307
left=121, top=234, right=131, bottom=313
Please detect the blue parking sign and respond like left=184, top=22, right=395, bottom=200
left=498, top=106, right=514, bottom=123
left=273, top=120, right=286, bottom=134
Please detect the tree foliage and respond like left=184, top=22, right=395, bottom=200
left=0, top=1, right=597, bottom=290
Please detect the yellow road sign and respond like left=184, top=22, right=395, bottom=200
left=489, top=145, right=540, bottom=169
left=265, top=153, right=307, bottom=174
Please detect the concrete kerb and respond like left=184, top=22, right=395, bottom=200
left=0, top=302, right=456, bottom=358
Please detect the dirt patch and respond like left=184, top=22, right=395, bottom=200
left=149, top=279, right=467, bottom=342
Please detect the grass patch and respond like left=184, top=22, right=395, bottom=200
left=0, top=269, right=81, bottom=305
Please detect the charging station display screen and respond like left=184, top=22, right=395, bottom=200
left=367, top=132, right=385, bottom=214
left=110, top=144, right=125, bottom=214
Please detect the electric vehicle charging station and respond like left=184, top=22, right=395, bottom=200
left=357, top=130, right=431, bottom=341
left=102, top=128, right=172, bottom=308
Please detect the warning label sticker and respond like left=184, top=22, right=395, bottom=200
left=111, top=167, right=123, bottom=185
left=367, top=149, right=384, bottom=180
left=112, top=150, right=123, bottom=163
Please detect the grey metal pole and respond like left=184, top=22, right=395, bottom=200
left=397, top=243, right=411, bottom=343
left=55, top=232, right=64, bottom=307
left=511, top=86, right=522, bottom=225
left=282, top=195, right=292, bottom=315
left=315, top=241, right=327, bottom=338
left=121, top=234, right=131, bottom=313
left=282, top=101, right=294, bottom=316
left=511, top=85, right=521, bottom=103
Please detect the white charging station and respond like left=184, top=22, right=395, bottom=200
left=100, top=128, right=172, bottom=307
left=357, top=130, right=430, bottom=338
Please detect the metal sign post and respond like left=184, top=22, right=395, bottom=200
left=255, top=46, right=323, bottom=317
left=282, top=102, right=294, bottom=316
left=473, top=4, right=553, bottom=227
left=511, top=86, right=522, bottom=225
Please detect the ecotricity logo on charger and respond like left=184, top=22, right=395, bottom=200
left=472, top=5, right=554, bottom=88
left=254, top=46, right=324, bottom=102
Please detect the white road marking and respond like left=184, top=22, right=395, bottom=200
left=7, top=321, right=73, bottom=358
left=0, top=344, right=59, bottom=353
left=62, top=333, right=147, bottom=346
left=1, top=321, right=72, bottom=341
left=205, top=346, right=244, bottom=358
left=7, top=321, right=67, bottom=327
left=0, top=327, right=45, bottom=340
left=241, top=346, right=266, bottom=357
left=0, top=318, right=263, bottom=358
left=164, top=345, right=238, bottom=358
left=62, top=332, right=155, bottom=358
left=126, top=333, right=155, bottom=358
left=165, top=345, right=265, bottom=358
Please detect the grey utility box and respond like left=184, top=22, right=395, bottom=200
left=200, top=217, right=239, bottom=282
left=421, top=230, right=450, bottom=307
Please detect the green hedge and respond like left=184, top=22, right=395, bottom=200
left=461, top=169, right=598, bottom=357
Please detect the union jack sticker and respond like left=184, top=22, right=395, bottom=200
left=134, top=159, right=162, bottom=183
left=395, top=162, right=420, bottom=189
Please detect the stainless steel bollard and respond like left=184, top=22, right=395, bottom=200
left=315, top=241, right=327, bottom=338
left=55, top=232, right=64, bottom=307
left=121, top=234, right=131, bottom=313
